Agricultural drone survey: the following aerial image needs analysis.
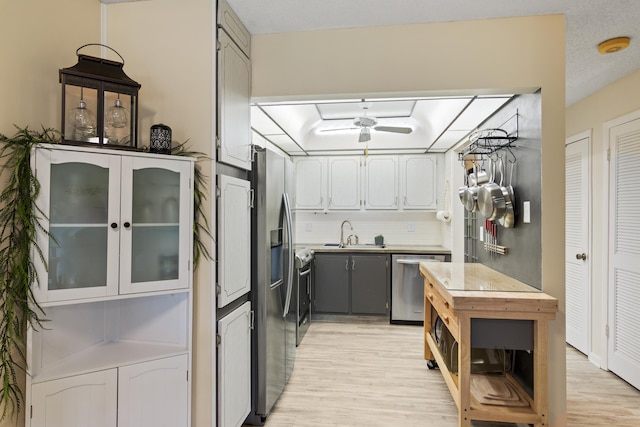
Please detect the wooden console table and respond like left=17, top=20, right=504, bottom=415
left=420, top=262, right=558, bottom=427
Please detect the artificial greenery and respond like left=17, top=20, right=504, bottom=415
left=0, top=125, right=60, bottom=420
left=171, top=140, right=214, bottom=266
left=0, top=126, right=212, bottom=420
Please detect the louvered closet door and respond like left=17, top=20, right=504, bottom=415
left=608, top=116, right=640, bottom=390
left=565, top=134, right=590, bottom=355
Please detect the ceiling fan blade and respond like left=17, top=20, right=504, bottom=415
left=374, top=126, right=413, bottom=134
left=320, top=127, right=359, bottom=133
left=359, top=127, right=371, bottom=143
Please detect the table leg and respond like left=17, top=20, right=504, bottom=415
left=424, top=284, right=433, bottom=360
left=458, top=315, right=471, bottom=427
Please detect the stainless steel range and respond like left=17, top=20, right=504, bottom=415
left=294, top=248, right=314, bottom=346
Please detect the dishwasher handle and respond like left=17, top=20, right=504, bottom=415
left=396, top=258, right=441, bottom=265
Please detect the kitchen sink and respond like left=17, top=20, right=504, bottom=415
left=322, top=243, right=386, bottom=250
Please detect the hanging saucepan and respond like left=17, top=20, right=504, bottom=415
left=463, top=162, right=482, bottom=212
left=458, top=162, right=468, bottom=205
left=498, top=157, right=516, bottom=228
left=468, top=160, right=489, bottom=187
left=477, top=155, right=506, bottom=220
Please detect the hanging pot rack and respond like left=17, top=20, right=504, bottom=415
left=458, top=112, right=519, bottom=160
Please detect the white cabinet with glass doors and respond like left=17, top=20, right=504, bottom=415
left=27, top=145, right=193, bottom=427
left=33, top=146, right=192, bottom=302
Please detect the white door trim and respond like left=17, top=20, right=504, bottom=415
left=565, top=129, right=592, bottom=356
left=602, top=108, right=640, bottom=371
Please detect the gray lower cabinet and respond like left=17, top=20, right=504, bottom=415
left=314, top=253, right=389, bottom=315
left=314, top=254, right=350, bottom=314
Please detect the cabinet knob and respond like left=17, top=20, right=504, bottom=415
left=123, top=222, right=131, bottom=228
left=576, top=253, right=587, bottom=261
left=110, top=223, right=118, bottom=229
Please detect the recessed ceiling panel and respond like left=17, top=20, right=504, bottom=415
left=251, top=106, right=284, bottom=135
left=266, top=133, right=305, bottom=154
left=260, top=104, right=321, bottom=142
left=251, top=94, right=515, bottom=155
left=430, top=130, right=472, bottom=151
left=449, top=97, right=512, bottom=130
left=317, top=100, right=415, bottom=120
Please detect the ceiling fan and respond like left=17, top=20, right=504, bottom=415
left=323, top=106, right=413, bottom=142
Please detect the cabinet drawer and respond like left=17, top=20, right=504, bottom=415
left=425, top=280, right=458, bottom=339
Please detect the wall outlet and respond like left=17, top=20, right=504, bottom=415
left=407, top=222, right=415, bottom=232
left=479, top=226, right=484, bottom=242
left=523, top=201, right=531, bottom=224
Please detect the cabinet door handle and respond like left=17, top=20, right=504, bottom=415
left=345, top=259, right=349, bottom=271
left=123, top=222, right=131, bottom=228
left=110, top=222, right=118, bottom=229
left=352, top=259, right=355, bottom=270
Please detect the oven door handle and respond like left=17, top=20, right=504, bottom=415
left=298, top=267, right=312, bottom=277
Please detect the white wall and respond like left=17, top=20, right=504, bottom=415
left=252, top=15, right=567, bottom=426
left=566, top=67, right=640, bottom=367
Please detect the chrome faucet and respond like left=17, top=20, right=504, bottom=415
left=339, top=220, right=353, bottom=248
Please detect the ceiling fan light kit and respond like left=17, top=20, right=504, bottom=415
left=351, top=105, right=413, bottom=143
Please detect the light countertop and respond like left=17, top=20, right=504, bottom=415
left=419, top=261, right=558, bottom=319
left=299, top=243, right=451, bottom=255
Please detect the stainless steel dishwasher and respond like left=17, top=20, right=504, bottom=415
left=391, top=254, right=448, bottom=324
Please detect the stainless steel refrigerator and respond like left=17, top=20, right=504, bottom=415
left=246, top=146, right=295, bottom=425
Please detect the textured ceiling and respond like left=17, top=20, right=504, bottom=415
left=226, top=0, right=640, bottom=106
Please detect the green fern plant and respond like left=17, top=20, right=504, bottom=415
left=0, top=125, right=60, bottom=421
left=171, top=140, right=214, bottom=266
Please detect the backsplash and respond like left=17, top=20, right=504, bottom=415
left=293, top=210, right=445, bottom=246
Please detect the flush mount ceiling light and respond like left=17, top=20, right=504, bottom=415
left=597, top=36, right=630, bottom=54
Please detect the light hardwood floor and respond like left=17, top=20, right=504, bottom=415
left=260, top=319, right=640, bottom=427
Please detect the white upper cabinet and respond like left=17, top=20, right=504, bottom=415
left=328, top=157, right=361, bottom=210
left=217, top=0, right=251, bottom=57
left=119, top=155, right=193, bottom=295
left=401, top=155, right=439, bottom=210
left=217, top=174, right=252, bottom=307
left=365, top=156, right=398, bottom=209
left=33, top=147, right=193, bottom=303
left=217, top=29, right=252, bottom=171
left=292, top=154, right=439, bottom=212
left=293, top=157, right=325, bottom=210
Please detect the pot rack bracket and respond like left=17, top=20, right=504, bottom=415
left=458, top=111, right=519, bottom=160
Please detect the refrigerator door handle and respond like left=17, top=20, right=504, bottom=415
left=281, top=192, right=294, bottom=317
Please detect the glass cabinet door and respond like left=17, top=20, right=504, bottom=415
left=119, top=156, right=192, bottom=294
left=34, top=149, right=121, bottom=302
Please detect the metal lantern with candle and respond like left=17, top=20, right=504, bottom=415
left=59, top=44, right=141, bottom=148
